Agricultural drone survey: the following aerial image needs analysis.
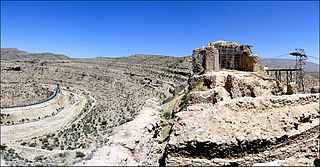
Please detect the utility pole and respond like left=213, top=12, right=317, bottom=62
left=290, top=49, right=307, bottom=92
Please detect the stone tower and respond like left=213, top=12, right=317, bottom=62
left=192, top=40, right=260, bottom=75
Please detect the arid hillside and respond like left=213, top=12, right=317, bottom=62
left=1, top=48, right=70, bottom=61
left=0, top=48, right=319, bottom=166
left=0, top=50, right=192, bottom=166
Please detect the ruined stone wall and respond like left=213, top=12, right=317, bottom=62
left=192, top=41, right=261, bottom=74
left=192, top=47, right=219, bottom=74
left=192, top=49, right=205, bottom=74
left=240, top=54, right=259, bottom=71
left=203, top=47, right=219, bottom=72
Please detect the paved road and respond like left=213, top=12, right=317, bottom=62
left=0, top=84, right=60, bottom=109
left=0, top=88, right=85, bottom=143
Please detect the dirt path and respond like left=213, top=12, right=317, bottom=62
left=0, top=87, right=97, bottom=166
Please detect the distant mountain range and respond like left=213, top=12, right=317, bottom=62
left=260, top=58, right=319, bottom=72
left=0, top=48, right=70, bottom=61
left=1, top=48, right=318, bottom=72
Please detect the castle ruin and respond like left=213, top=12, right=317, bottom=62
left=192, top=41, right=260, bottom=74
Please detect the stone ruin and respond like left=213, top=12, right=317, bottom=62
left=192, top=40, right=260, bottom=74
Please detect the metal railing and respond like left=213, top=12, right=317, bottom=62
left=0, top=84, right=60, bottom=109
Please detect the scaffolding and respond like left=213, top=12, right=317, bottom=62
left=218, top=46, right=243, bottom=70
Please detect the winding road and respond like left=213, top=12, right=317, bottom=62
left=1, top=86, right=96, bottom=145
left=0, top=84, right=61, bottom=109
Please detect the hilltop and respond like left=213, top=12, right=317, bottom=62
left=0, top=48, right=70, bottom=61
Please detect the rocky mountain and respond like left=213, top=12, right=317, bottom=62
left=0, top=48, right=70, bottom=61
left=260, top=58, right=319, bottom=72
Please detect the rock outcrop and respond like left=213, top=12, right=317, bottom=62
left=311, top=86, right=320, bottom=94
left=1, top=47, right=318, bottom=166
left=187, top=71, right=286, bottom=106
left=76, top=98, right=167, bottom=166
left=192, top=46, right=219, bottom=74
left=166, top=93, right=320, bottom=166
left=287, top=82, right=298, bottom=95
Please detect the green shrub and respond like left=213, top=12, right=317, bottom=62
left=161, top=124, right=171, bottom=142
left=53, top=137, right=59, bottom=142
left=203, top=78, right=212, bottom=88
left=76, top=151, right=85, bottom=158
left=42, top=137, right=48, bottom=143
left=34, top=155, right=44, bottom=161
left=101, top=121, right=107, bottom=126
left=28, top=143, right=37, bottom=147
left=193, top=81, right=208, bottom=91
left=181, top=92, right=188, bottom=102
left=0, top=144, right=7, bottom=150
left=8, top=148, right=15, bottom=154
left=79, top=143, right=86, bottom=149
left=163, top=111, right=171, bottom=120
left=59, top=153, right=66, bottom=158
left=43, top=142, right=49, bottom=147
left=47, top=145, right=53, bottom=151
left=180, top=92, right=189, bottom=107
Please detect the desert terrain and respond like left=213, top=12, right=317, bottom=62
left=0, top=47, right=319, bottom=166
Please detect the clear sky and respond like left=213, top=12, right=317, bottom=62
left=1, top=1, right=319, bottom=64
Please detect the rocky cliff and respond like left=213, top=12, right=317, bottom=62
left=76, top=70, right=319, bottom=166
left=166, top=93, right=319, bottom=166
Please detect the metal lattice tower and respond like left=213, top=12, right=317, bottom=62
left=290, top=48, right=307, bottom=92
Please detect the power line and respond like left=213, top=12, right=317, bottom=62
left=308, top=55, right=320, bottom=59
left=267, top=53, right=319, bottom=60
left=268, top=53, right=291, bottom=59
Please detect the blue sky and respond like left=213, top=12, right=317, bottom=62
left=1, top=1, right=319, bottom=64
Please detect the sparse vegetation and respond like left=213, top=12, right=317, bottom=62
left=34, top=155, right=44, bottom=161
left=179, top=91, right=190, bottom=108
left=0, top=144, right=7, bottom=150
left=192, top=81, right=208, bottom=91
left=76, top=151, right=85, bottom=158
left=163, top=111, right=171, bottom=120
left=28, top=142, right=37, bottom=147
left=161, top=124, right=171, bottom=143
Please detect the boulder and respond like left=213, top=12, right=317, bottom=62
left=311, top=86, right=320, bottom=94
left=188, top=86, right=230, bottom=105
left=286, top=82, right=298, bottom=95
left=192, top=49, right=205, bottom=75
